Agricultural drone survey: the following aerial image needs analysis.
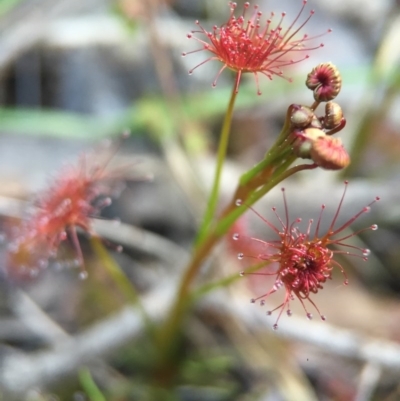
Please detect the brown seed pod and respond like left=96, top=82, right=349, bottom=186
left=324, top=102, right=343, bottom=130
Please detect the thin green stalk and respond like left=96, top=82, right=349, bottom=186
left=247, top=160, right=310, bottom=204
left=239, top=145, right=293, bottom=187
left=157, top=161, right=315, bottom=363
left=79, top=368, right=107, bottom=401
left=192, top=261, right=272, bottom=301
left=155, top=102, right=314, bottom=373
left=239, top=105, right=295, bottom=186
left=195, top=81, right=239, bottom=246
left=90, top=237, right=153, bottom=330
left=216, top=160, right=316, bottom=236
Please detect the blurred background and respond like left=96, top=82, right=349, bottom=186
left=0, top=0, right=400, bottom=400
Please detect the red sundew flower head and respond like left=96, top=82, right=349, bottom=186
left=183, top=1, right=330, bottom=95
left=6, top=144, right=136, bottom=279
left=235, top=181, right=379, bottom=330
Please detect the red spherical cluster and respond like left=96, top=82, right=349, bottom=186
left=236, top=182, right=379, bottom=329
left=183, top=1, right=329, bottom=94
left=306, top=62, right=342, bottom=101
left=6, top=151, right=127, bottom=278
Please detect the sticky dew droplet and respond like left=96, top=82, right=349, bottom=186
left=371, top=224, right=378, bottom=230
left=362, top=249, right=371, bottom=256
left=105, top=197, right=112, bottom=206
left=29, top=269, right=39, bottom=278
left=232, top=233, right=240, bottom=240
left=53, top=262, right=63, bottom=271
left=19, top=265, right=27, bottom=274
left=27, top=390, right=42, bottom=399
left=237, top=253, right=244, bottom=260
left=38, top=259, right=48, bottom=269
left=321, top=315, right=326, bottom=321
left=79, top=271, right=88, bottom=280
left=273, top=324, right=278, bottom=330
left=260, top=300, right=265, bottom=306
left=121, top=129, right=131, bottom=139
left=73, top=392, right=87, bottom=401
left=7, top=242, right=19, bottom=253
left=306, top=313, right=313, bottom=320
left=235, top=199, right=242, bottom=206
left=72, top=259, right=81, bottom=268
left=49, top=249, right=57, bottom=258
left=287, top=309, right=293, bottom=317
left=239, top=271, right=245, bottom=277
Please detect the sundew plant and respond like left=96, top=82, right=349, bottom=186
left=1, top=1, right=388, bottom=400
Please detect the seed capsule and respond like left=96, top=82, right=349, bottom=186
left=309, top=114, right=323, bottom=129
left=310, top=136, right=350, bottom=170
left=324, top=102, right=343, bottom=130
left=290, top=105, right=314, bottom=128
left=293, top=128, right=326, bottom=159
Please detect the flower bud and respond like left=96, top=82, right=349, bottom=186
left=324, top=102, right=343, bottom=130
left=293, top=128, right=325, bottom=159
left=309, top=114, right=323, bottom=129
left=306, top=63, right=342, bottom=102
left=302, top=128, right=326, bottom=141
left=310, top=136, right=350, bottom=170
left=290, top=105, right=314, bottom=128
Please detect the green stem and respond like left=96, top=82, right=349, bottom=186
left=195, top=81, right=239, bottom=246
left=239, top=145, right=293, bottom=187
left=79, top=368, right=107, bottom=401
left=155, top=101, right=315, bottom=377
left=216, top=160, right=316, bottom=236
left=239, top=104, right=295, bottom=186
left=90, top=237, right=153, bottom=331
left=192, top=261, right=272, bottom=302
left=249, top=161, right=316, bottom=204
left=157, top=160, right=316, bottom=362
